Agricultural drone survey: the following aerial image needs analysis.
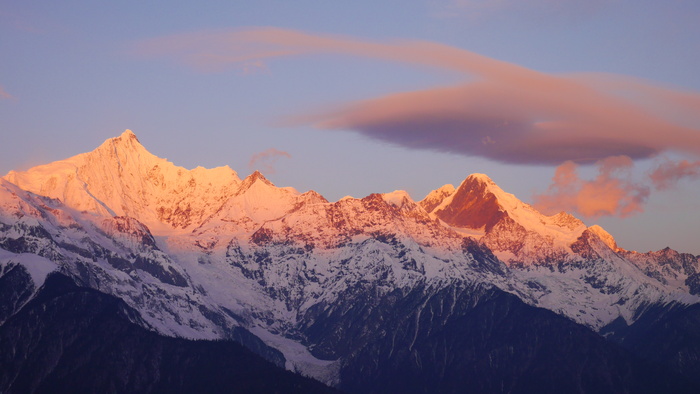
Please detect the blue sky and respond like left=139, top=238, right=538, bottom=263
left=1, top=1, right=700, bottom=254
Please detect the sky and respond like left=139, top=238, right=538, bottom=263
left=1, top=0, right=700, bottom=254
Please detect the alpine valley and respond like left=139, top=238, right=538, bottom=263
left=1, top=130, right=699, bottom=393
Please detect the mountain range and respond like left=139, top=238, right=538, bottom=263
left=1, top=130, right=699, bottom=393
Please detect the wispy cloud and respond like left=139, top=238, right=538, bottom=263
left=0, top=86, right=13, bottom=100
left=133, top=27, right=700, bottom=166
left=248, top=148, right=291, bottom=175
left=533, top=156, right=650, bottom=219
left=239, top=60, right=269, bottom=75
left=650, top=159, right=700, bottom=190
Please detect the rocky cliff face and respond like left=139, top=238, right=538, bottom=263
left=2, top=131, right=700, bottom=392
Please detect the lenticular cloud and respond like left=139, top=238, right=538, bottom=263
left=134, top=27, right=700, bottom=218
left=135, top=27, right=700, bottom=165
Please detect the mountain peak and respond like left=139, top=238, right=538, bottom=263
left=98, top=129, right=146, bottom=154
left=237, top=170, right=275, bottom=194
left=3, top=130, right=242, bottom=232
left=431, top=173, right=587, bottom=249
left=432, top=175, right=505, bottom=231
left=246, top=170, right=273, bottom=185
left=466, top=173, right=494, bottom=184
left=249, top=170, right=267, bottom=180
left=381, top=190, right=414, bottom=208
left=588, top=224, right=619, bottom=251
left=121, top=129, right=138, bottom=140
left=420, top=184, right=455, bottom=213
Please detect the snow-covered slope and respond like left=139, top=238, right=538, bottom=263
left=4, top=130, right=241, bottom=234
left=2, top=130, right=699, bottom=384
left=421, top=173, right=699, bottom=328
left=426, top=173, right=588, bottom=265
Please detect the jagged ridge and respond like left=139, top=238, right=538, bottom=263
left=1, top=130, right=699, bottom=390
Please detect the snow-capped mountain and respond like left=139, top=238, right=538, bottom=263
left=4, top=130, right=242, bottom=233
left=2, top=130, right=699, bottom=392
left=422, top=173, right=699, bottom=328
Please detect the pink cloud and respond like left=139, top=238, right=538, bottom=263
left=248, top=148, right=291, bottom=175
left=0, top=86, right=13, bottom=100
left=649, top=159, right=700, bottom=190
left=239, top=60, right=268, bottom=75
left=133, top=28, right=700, bottom=165
left=302, top=80, right=698, bottom=165
left=534, top=156, right=650, bottom=218
left=132, top=27, right=534, bottom=78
